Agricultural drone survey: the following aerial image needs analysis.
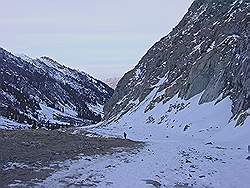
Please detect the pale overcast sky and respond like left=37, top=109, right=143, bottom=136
left=0, top=0, right=193, bottom=79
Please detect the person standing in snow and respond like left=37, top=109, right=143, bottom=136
left=123, top=132, right=127, bottom=139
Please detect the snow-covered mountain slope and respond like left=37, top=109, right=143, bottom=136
left=0, top=48, right=113, bottom=129
left=96, top=92, right=249, bottom=143
left=104, top=0, right=249, bottom=127
left=100, top=0, right=250, bottom=154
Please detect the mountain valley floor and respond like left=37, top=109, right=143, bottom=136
left=0, top=129, right=143, bottom=187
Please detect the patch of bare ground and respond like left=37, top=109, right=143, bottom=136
left=0, top=129, right=143, bottom=187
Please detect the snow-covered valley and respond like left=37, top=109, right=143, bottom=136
left=1, top=0, right=249, bottom=187
left=40, top=137, right=250, bottom=188
left=39, top=92, right=250, bottom=188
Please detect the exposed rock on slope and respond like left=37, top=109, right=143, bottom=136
left=104, top=0, right=249, bottom=125
left=0, top=48, right=113, bottom=129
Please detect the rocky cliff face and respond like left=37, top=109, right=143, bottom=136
left=104, top=0, right=249, bottom=126
left=0, top=48, right=113, bottom=129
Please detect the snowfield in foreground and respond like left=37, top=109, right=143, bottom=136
left=41, top=138, right=250, bottom=188
left=40, top=93, right=250, bottom=188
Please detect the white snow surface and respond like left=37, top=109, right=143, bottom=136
left=38, top=104, right=84, bottom=125
left=0, top=116, right=31, bottom=130
left=40, top=92, right=250, bottom=188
